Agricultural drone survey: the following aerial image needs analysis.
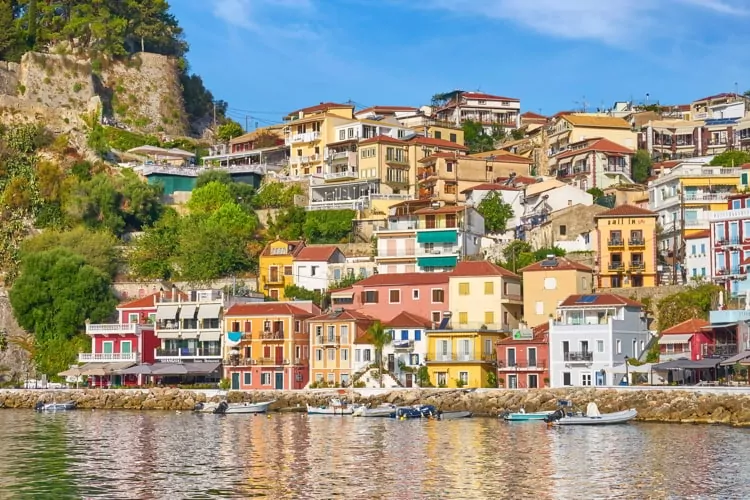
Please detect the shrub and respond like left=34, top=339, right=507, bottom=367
left=72, top=82, right=83, bottom=92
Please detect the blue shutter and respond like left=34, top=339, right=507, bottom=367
left=414, top=330, right=422, bottom=341
left=401, top=330, right=408, bottom=340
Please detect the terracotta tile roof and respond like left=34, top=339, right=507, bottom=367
left=260, top=240, right=305, bottom=257
left=408, top=136, right=468, bottom=150
left=359, top=135, right=408, bottom=146
left=562, top=115, right=631, bottom=129
left=555, top=138, right=634, bottom=160
left=498, top=322, right=549, bottom=344
left=684, top=229, right=710, bottom=240
left=594, top=204, right=657, bottom=218
left=383, top=311, right=432, bottom=329
left=286, top=102, right=354, bottom=117
left=483, top=153, right=533, bottom=164
left=461, top=91, right=520, bottom=102
left=356, top=272, right=449, bottom=287
left=418, top=151, right=465, bottom=163
left=520, top=257, right=594, bottom=273
left=661, top=318, right=709, bottom=335
left=309, top=309, right=374, bottom=322
left=451, top=260, right=520, bottom=279
left=559, top=294, right=643, bottom=308
left=552, top=110, right=576, bottom=118
left=740, top=163, right=750, bottom=170
left=224, top=303, right=314, bottom=317
left=118, top=291, right=187, bottom=309
left=693, top=92, right=742, bottom=102
left=521, top=111, right=547, bottom=120
left=413, top=205, right=468, bottom=215
left=356, top=105, right=418, bottom=115
left=496, top=175, right=538, bottom=185
left=460, top=183, right=521, bottom=194
left=295, top=245, right=341, bottom=262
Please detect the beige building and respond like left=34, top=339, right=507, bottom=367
left=527, top=204, right=608, bottom=253
left=448, top=261, right=523, bottom=332
left=519, top=256, right=594, bottom=328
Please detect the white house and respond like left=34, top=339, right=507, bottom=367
left=549, top=294, right=650, bottom=388
left=293, top=246, right=346, bottom=292
left=382, top=311, right=431, bottom=387
left=684, top=230, right=711, bottom=281
left=328, top=257, right=377, bottom=287
left=516, top=180, right=593, bottom=241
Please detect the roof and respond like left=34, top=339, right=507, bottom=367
left=229, top=125, right=284, bottom=145
left=413, top=205, right=468, bottom=215
left=684, top=229, right=710, bottom=240
left=693, top=92, right=742, bottom=103
left=498, top=322, right=549, bottom=344
left=470, top=150, right=533, bottom=163
left=524, top=179, right=566, bottom=197
left=356, top=105, right=418, bottom=115
left=224, top=303, right=314, bottom=317
left=359, top=135, right=408, bottom=146
left=407, top=136, right=468, bottom=150
left=555, top=138, right=634, bottom=160
left=594, top=204, right=657, bottom=218
left=496, top=175, right=538, bottom=186
left=355, top=272, right=449, bottom=287
left=295, top=245, right=341, bottom=262
left=261, top=239, right=305, bottom=257
left=460, top=183, right=521, bottom=194
left=559, top=294, right=643, bottom=308
left=118, top=291, right=187, bottom=309
left=383, top=311, right=432, bottom=329
left=661, top=318, right=709, bottom=335
left=562, top=115, right=631, bottom=129
left=520, top=257, right=594, bottom=273
left=451, top=260, right=520, bottom=279
left=460, top=91, right=519, bottom=102
left=286, top=102, right=354, bottom=117
left=418, top=151, right=465, bottom=163
left=521, top=111, right=547, bottom=120
left=309, top=309, right=374, bottom=322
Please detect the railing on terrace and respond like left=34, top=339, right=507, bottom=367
left=155, top=348, right=222, bottom=358
left=702, top=344, right=738, bottom=357
left=564, top=351, right=593, bottom=362
left=709, top=208, right=750, bottom=221
left=608, top=239, right=624, bottom=247
left=286, top=132, right=320, bottom=145
left=446, top=322, right=510, bottom=331
left=426, top=353, right=497, bottom=363
left=377, top=249, right=417, bottom=258
left=324, top=170, right=359, bottom=180
left=629, top=238, right=645, bottom=246
left=497, top=360, right=546, bottom=369
left=78, top=352, right=139, bottom=363
left=260, top=331, right=284, bottom=340
left=685, top=193, right=731, bottom=202
left=85, top=323, right=145, bottom=335
left=316, top=335, right=341, bottom=345
left=140, top=164, right=283, bottom=177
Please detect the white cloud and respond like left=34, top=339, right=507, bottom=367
left=211, top=0, right=318, bottom=40
left=676, top=0, right=749, bottom=15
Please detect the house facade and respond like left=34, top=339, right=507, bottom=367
left=425, top=328, right=501, bottom=388
left=496, top=323, right=550, bottom=389
left=554, top=137, right=635, bottom=190
left=433, top=91, right=521, bottom=132
left=526, top=204, right=606, bottom=253
left=595, top=204, right=658, bottom=288
left=382, top=312, right=431, bottom=387
left=684, top=229, right=710, bottom=281
left=223, top=302, right=316, bottom=390
left=709, top=193, right=750, bottom=298
left=258, top=239, right=305, bottom=300
left=658, top=319, right=712, bottom=362
left=549, top=294, right=650, bottom=388
left=292, top=245, right=346, bottom=293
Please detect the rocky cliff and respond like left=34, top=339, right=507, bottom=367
left=0, top=289, right=31, bottom=381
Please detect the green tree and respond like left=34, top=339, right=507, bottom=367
left=195, top=171, right=256, bottom=211
left=477, top=191, right=514, bottom=233
left=657, top=283, right=722, bottom=331
left=283, top=284, right=327, bottom=308
left=709, top=150, right=750, bottom=167
left=216, top=120, right=244, bottom=142
left=268, top=205, right=306, bottom=241
left=462, top=119, right=495, bottom=153
left=126, top=209, right=180, bottom=280
left=498, top=241, right=565, bottom=273
left=187, top=181, right=234, bottom=214
left=0, top=0, right=19, bottom=60
left=631, top=149, right=652, bottom=183
left=254, top=182, right=302, bottom=209
left=303, top=209, right=355, bottom=243
left=195, top=170, right=233, bottom=188
left=367, top=320, right=391, bottom=388
left=511, top=129, right=525, bottom=140
left=587, top=187, right=605, bottom=201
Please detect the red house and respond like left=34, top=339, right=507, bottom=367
left=658, top=318, right=712, bottom=361
left=496, top=323, right=550, bottom=389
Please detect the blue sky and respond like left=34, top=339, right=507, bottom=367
left=172, top=0, right=750, bottom=127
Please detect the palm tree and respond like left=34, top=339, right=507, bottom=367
left=367, top=321, right=391, bottom=388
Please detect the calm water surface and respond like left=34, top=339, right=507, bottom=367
left=0, top=410, right=748, bottom=499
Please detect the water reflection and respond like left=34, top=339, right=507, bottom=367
left=0, top=411, right=748, bottom=499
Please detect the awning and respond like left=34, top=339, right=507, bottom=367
left=331, top=290, right=354, bottom=299
left=156, top=305, right=179, bottom=320
left=152, top=363, right=188, bottom=375
left=184, top=361, right=221, bottom=375
left=197, top=304, right=221, bottom=319
left=180, top=331, right=199, bottom=340
left=180, top=304, right=197, bottom=319
left=653, top=358, right=720, bottom=370
left=417, top=229, right=458, bottom=244
left=117, top=364, right=155, bottom=375
left=199, top=331, right=221, bottom=342
left=703, top=323, right=735, bottom=329
left=158, top=331, right=181, bottom=339
left=719, top=350, right=750, bottom=366
left=58, top=366, right=83, bottom=377
left=658, top=334, right=693, bottom=345
left=417, top=255, right=458, bottom=268
left=78, top=361, right=135, bottom=376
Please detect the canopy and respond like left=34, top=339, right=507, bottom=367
left=653, top=358, right=720, bottom=370
left=156, top=305, right=180, bottom=320
left=199, top=331, right=221, bottom=342
left=152, top=363, right=188, bottom=375
left=117, top=364, right=155, bottom=375
left=719, top=351, right=750, bottom=366
left=77, top=361, right=135, bottom=376
left=127, top=145, right=195, bottom=159
left=197, top=304, right=221, bottom=319
left=180, top=304, right=197, bottom=319
left=183, top=362, right=221, bottom=375
left=658, top=334, right=693, bottom=345
left=58, top=366, right=83, bottom=377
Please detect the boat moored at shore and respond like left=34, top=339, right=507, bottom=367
left=545, top=401, right=637, bottom=426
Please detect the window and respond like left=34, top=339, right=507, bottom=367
left=244, top=372, right=252, bottom=385
left=432, top=312, right=441, bottom=323
left=434, top=131, right=442, bottom=139
left=446, top=162, right=454, bottom=173
left=449, top=133, right=457, bottom=143
left=328, top=348, right=335, bottom=361
left=484, top=311, right=495, bottom=325
left=437, top=372, right=447, bottom=386
left=459, top=372, right=469, bottom=385
left=339, top=130, right=346, bottom=140
left=535, top=301, right=544, bottom=315
left=410, top=354, right=420, bottom=365
left=389, top=289, right=401, bottom=303
left=348, top=127, right=354, bottom=138
left=315, top=349, right=322, bottom=361
left=616, top=339, right=622, bottom=354
left=341, top=349, right=349, bottom=362
left=401, top=330, right=409, bottom=341
left=507, top=348, right=517, bottom=366
left=743, top=172, right=749, bottom=185
left=128, top=313, right=139, bottom=324
left=340, top=325, right=349, bottom=343
left=528, top=374, right=538, bottom=389
left=508, top=375, right=518, bottom=389
left=484, top=281, right=494, bottom=294
left=363, top=290, right=379, bottom=303
left=412, top=289, right=419, bottom=300
left=432, top=289, right=445, bottom=303
left=458, top=283, right=470, bottom=295
left=354, top=349, right=361, bottom=362
left=459, top=312, right=468, bottom=324
left=333, top=268, right=341, bottom=281
left=284, top=266, right=293, bottom=276
left=363, top=349, right=372, bottom=362
left=559, top=225, right=567, bottom=236
left=563, top=372, right=571, bottom=386
left=597, top=340, right=604, bottom=353
left=310, top=266, right=318, bottom=276
left=581, top=373, right=592, bottom=386
left=527, top=347, right=537, bottom=367
left=261, top=373, right=271, bottom=385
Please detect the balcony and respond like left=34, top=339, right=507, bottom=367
left=78, top=352, right=139, bottom=363
left=607, top=239, right=624, bottom=248
left=263, top=274, right=290, bottom=286
left=376, top=249, right=417, bottom=259
left=608, top=263, right=625, bottom=272
left=415, top=247, right=459, bottom=258
left=316, top=335, right=341, bottom=346
left=260, top=331, right=284, bottom=341
left=502, top=294, right=523, bottom=303
left=684, top=193, right=731, bottom=203
left=392, top=339, right=415, bottom=351
left=629, top=238, right=645, bottom=247
left=564, top=351, right=593, bottom=363
left=497, top=360, right=546, bottom=371
left=155, top=347, right=222, bottom=359
left=629, top=262, right=645, bottom=273
left=605, top=164, right=629, bottom=173
left=445, top=322, right=510, bottom=331
left=286, top=131, right=320, bottom=145
left=324, top=170, right=359, bottom=182
left=254, top=357, right=287, bottom=366
left=327, top=151, right=358, bottom=166
left=375, top=218, right=418, bottom=232
left=426, top=353, right=497, bottom=363
left=710, top=309, right=750, bottom=323
left=710, top=208, right=750, bottom=222
left=702, top=343, right=738, bottom=358
left=85, top=323, right=147, bottom=335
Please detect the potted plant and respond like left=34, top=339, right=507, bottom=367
left=498, top=377, right=505, bottom=388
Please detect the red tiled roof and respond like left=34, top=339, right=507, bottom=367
left=118, top=291, right=186, bottom=309
left=295, top=245, right=341, bottom=262
left=521, top=111, right=547, bottom=120
left=408, top=136, right=468, bottom=150
left=661, top=318, right=709, bottom=335
left=482, top=153, right=533, bottom=164
left=286, top=102, right=353, bottom=116
left=559, top=294, right=643, bottom=308
left=383, top=311, right=432, bottom=329
left=693, top=92, right=742, bottom=102
left=413, top=205, right=468, bottom=215
left=356, top=105, right=418, bottom=115
left=309, top=310, right=374, bottom=322
left=261, top=240, right=305, bottom=257
left=520, top=257, right=593, bottom=273
left=461, top=91, right=520, bottom=102
left=496, top=175, right=537, bottom=185
left=460, top=183, right=521, bottom=194
left=359, top=134, right=407, bottom=146
left=594, top=204, right=657, bottom=218
left=224, top=303, right=314, bottom=317
left=740, top=163, right=750, bottom=170
left=356, top=272, right=449, bottom=287
left=451, top=260, right=520, bottom=279
left=684, top=229, right=710, bottom=240
left=555, top=138, right=634, bottom=160
left=418, top=151, right=464, bottom=163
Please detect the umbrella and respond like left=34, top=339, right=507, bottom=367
left=152, top=364, right=188, bottom=376
left=81, top=366, right=109, bottom=377
left=58, top=366, right=83, bottom=377
left=117, top=364, right=155, bottom=375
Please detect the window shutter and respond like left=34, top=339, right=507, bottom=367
left=373, top=291, right=379, bottom=303
left=360, top=291, right=366, bottom=303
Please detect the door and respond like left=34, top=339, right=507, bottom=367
left=102, top=341, right=114, bottom=354
left=528, top=348, right=537, bottom=368
left=270, top=266, right=279, bottom=283
left=405, top=373, right=413, bottom=388
left=596, top=371, right=606, bottom=386
left=405, top=238, right=415, bottom=257
left=387, top=354, right=395, bottom=373
left=508, top=375, right=518, bottom=389
left=275, top=346, right=284, bottom=365
left=275, top=372, right=284, bottom=390
left=121, top=341, right=132, bottom=355
left=231, top=372, right=240, bottom=390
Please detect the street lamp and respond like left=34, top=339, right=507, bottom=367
left=624, top=355, right=630, bottom=386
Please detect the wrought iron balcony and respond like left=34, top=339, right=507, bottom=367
left=564, top=351, right=593, bottom=362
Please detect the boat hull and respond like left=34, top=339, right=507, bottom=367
left=439, top=411, right=472, bottom=420
left=221, top=401, right=274, bottom=414
left=353, top=406, right=394, bottom=417
left=503, top=411, right=554, bottom=422
left=35, top=401, right=76, bottom=412
left=554, top=409, right=637, bottom=426
left=307, top=405, right=354, bottom=415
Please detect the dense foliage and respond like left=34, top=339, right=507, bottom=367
left=709, top=150, right=750, bottom=168
left=476, top=191, right=514, bottom=233
left=497, top=241, right=566, bottom=274
left=657, top=283, right=722, bottom=331
left=462, top=119, right=506, bottom=153
left=267, top=207, right=355, bottom=244
left=631, top=149, right=652, bottom=184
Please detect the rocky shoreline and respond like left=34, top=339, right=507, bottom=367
left=3, top=388, right=750, bottom=426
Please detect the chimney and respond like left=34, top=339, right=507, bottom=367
left=171, top=284, right=177, bottom=303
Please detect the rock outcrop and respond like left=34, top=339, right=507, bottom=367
left=3, top=388, right=750, bottom=426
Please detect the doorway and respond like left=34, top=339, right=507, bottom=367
left=231, top=372, right=240, bottom=390
left=275, top=372, right=284, bottom=390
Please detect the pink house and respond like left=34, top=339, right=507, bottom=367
left=330, top=272, right=450, bottom=324
left=496, top=323, right=550, bottom=389
left=659, top=318, right=712, bottom=361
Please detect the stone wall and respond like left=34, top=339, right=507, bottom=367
left=598, top=284, right=685, bottom=329
left=3, top=388, right=750, bottom=426
left=0, top=61, right=19, bottom=95
left=0, top=289, right=31, bottom=382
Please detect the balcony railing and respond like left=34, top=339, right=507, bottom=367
left=426, top=353, right=497, bottom=363
left=324, top=170, right=359, bottom=181
left=609, top=263, right=625, bottom=271
left=155, top=348, right=222, bottom=358
left=629, top=238, right=645, bottom=246
left=316, top=335, right=341, bottom=345
left=629, top=262, right=645, bottom=272
left=607, top=239, right=624, bottom=247
left=684, top=193, right=731, bottom=202
left=450, top=322, right=510, bottom=331
left=85, top=323, right=146, bottom=335
left=78, top=352, right=139, bottom=363
left=392, top=339, right=415, bottom=350
left=497, top=360, right=546, bottom=370
left=564, top=351, right=593, bottom=362
left=286, top=131, right=320, bottom=145
left=702, top=343, right=738, bottom=358
left=261, top=331, right=284, bottom=340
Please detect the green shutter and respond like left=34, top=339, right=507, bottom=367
left=416, top=230, right=458, bottom=244
left=742, top=173, right=748, bottom=186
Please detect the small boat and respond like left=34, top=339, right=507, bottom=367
left=438, top=411, right=472, bottom=420
left=216, top=401, right=275, bottom=415
left=501, top=409, right=555, bottom=422
left=391, top=407, right=424, bottom=419
left=35, top=401, right=77, bottom=412
left=307, top=398, right=355, bottom=415
left=352, top=404, right=396, bottom=417
left=545, top=402, right=637, bottom=426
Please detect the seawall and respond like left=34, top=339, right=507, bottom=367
left=3, top=387, right=750, bottom=426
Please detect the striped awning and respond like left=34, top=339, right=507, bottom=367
left=658, top=334, right=693, bottom=345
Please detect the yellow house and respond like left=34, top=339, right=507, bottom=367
left=258, top=239, right=305, bottom=300
left=595, top=204, right=658, bottom=288
left=519, top=256, right=594, bottom=328
left=425, top=329, right=501, bottom=388
left=308, top=309, right=374, bottom=387
left=449, top=261, right=523, bottom=331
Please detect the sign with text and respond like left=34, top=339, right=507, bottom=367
left=512, top=329, right=534, bottom=340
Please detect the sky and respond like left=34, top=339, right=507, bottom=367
left=171, top=0, right=750, bottom=128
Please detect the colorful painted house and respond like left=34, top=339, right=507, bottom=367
left=382, top=312, right=431, bottom=387
left=258, top=239, right=306, bottom=300
left=496, top=323, right=550, bottom=389
left=223, top=302, right=318, bottom=390
left=425, top=327, right=501, bottom=388
left=658, top=318, right=712, bottom=361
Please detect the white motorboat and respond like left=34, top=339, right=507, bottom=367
left=35, top=401, right=77, bottom=412
left=194, top=400, right=275, bottom=414
left=352, top=404, right=395, bottom=417
left=546, top=402, right=637, bottom=426
left=307, top=398, right=355, bottom=415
